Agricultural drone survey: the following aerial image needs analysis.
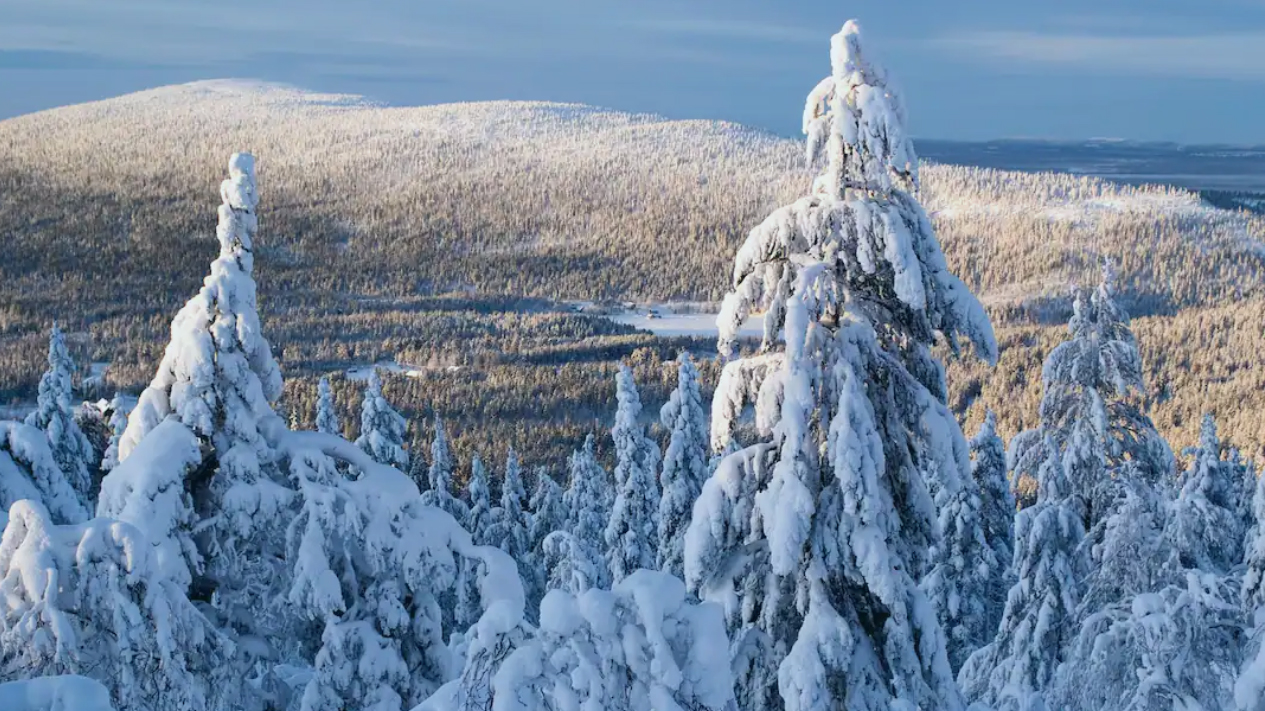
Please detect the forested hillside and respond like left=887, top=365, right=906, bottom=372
left=3, top=81, right=1265, bottom=465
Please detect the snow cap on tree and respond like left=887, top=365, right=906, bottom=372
left=25, top=325, right=95, bottom=504
left=355, top=370, right=408, bottom=470
left=604, top=365, right=661, bottom=584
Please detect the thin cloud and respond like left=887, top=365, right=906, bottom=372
left=633, top=18, right=820, bottom=45
left=939, top=30, right=1265, bottom=80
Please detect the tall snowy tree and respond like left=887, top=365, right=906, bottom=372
left=355, top=370, right=408, bottom=470
left=525, top=468, right=565, bottom=612
left=466, top=455, right=494, bottom=545
left=528, top=469, right=566, bottom=555
left=24, top=325, right=95, bottom=505
left=563, top=434, right=610, bottom=555
left=314, top=376, right=340, bottom=436
left=657, top=352, right=709, bottom=579
left=489, top=449, right=530, bottom=560
left=604, top=366, right=662, bottom=584
left=1036, top=264, right=1172, bottom=533
left=959, top=438, right=1085, bottom=711
left=420, top=417, right=468, bottom=524
left=688, top=21, right=996, bottom=711
left=1168, top=414, right=1245, bottom=575
left=921, top=468, right=1002, bottom=674
left=113, top=153, right=291, bottom=649
left=971, top=411, right=1014, bottom=627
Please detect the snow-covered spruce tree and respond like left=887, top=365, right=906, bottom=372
left=99, top=394, right=129, bottom=474
left=420, top=417, right=469, bottom=525
left=0, top=499, right=227, bottom=711
left=540, top=530, right=607, bottom=595
left=0, top=421, right=89, bottom=525
left=528, top=468, right=565, bottom=557
left=604, top=365, right=662, bottom=584
left=281, top=433, right=528, bottom=711
left=971, top=411, right=1014, bottom=627
left=657, top=352, right=709, bottom=579
left=454, top=455, right=497, bottom=632
left=1169, top=414, right=1246, bottom=575
left=1037, top=265, right=1173, bottom=533
left=489, top=449, right=530, bottom=561
left=563, top=434, right=610, bottom=556
left=958, top=438, right=1085, bottom=711
left=685, top=442, right=789, bottom=711
left=689, top=21, right=997, bottom=711
left=920, top=467, right=1001, bottom=674
left=113, top=153, right=291, bottom=644
left=408, top=440, right=430, bottom=495
left=466, top=455, right=495, bottom=545
left=1078, top=466, right=1175, bottom=615
left=524, top=468, right=565, bottom=613
left=24, top=325, right=95, bottom=505
left=314, top=376, right=340, bottom=436
left=1239, top=468, right=1265, bottom=711
left=478, top=570, right=736, bottom=711
left=1053, top=571, right=1241, bottom=711
left=356, top=370, right=409, bottom=470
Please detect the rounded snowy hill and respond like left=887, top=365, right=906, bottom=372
left=4, top=80, right=1265, bottom=457
left=3, top=80, right=1259, bottom=309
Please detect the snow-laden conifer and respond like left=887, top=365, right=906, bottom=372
left=0, top=499, right=227, bottom=711
left=657, top=352, right=708, bottom=578
left=314, top=377, right=340, bottom=436
left=604, top=366, right=661, bottom=584
left=563, top=434, right=610, bottom=557
left=971, top=411, right=1013, bottom=627
left=1054, top=571, right=1240, bottom=711
left=921, top=468, right=1002, bottom=674
left=112, top=154, right=292, bottom=645
left=1169, top=414, right=1246, bottom=574
left=0, top=421, right=89, bottom=525
left=1038, top=264, right=1172, bottom=532
left=466, top=455, right=494, bottom=545
left=959, top=438, right=1085, bottom=711
left=527, top=469, right=565, bottom=556
left=489, top=448, right=530, bottom=560
left=355, top=370, right=409, bottom=470
left=480, top=570, right=736, bottom=711
left=25, top=325, right=95, bottom=504
left=99, top=394, right=129, bottom=474
left=688, top=20, right=995, bottom=711
left=420, top=417, right=468, bottom=524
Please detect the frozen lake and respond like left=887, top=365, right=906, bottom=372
left=602, top=306, right=765, bottom=339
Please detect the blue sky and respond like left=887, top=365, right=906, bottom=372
left=3, top=0, right=1265, bottom=143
